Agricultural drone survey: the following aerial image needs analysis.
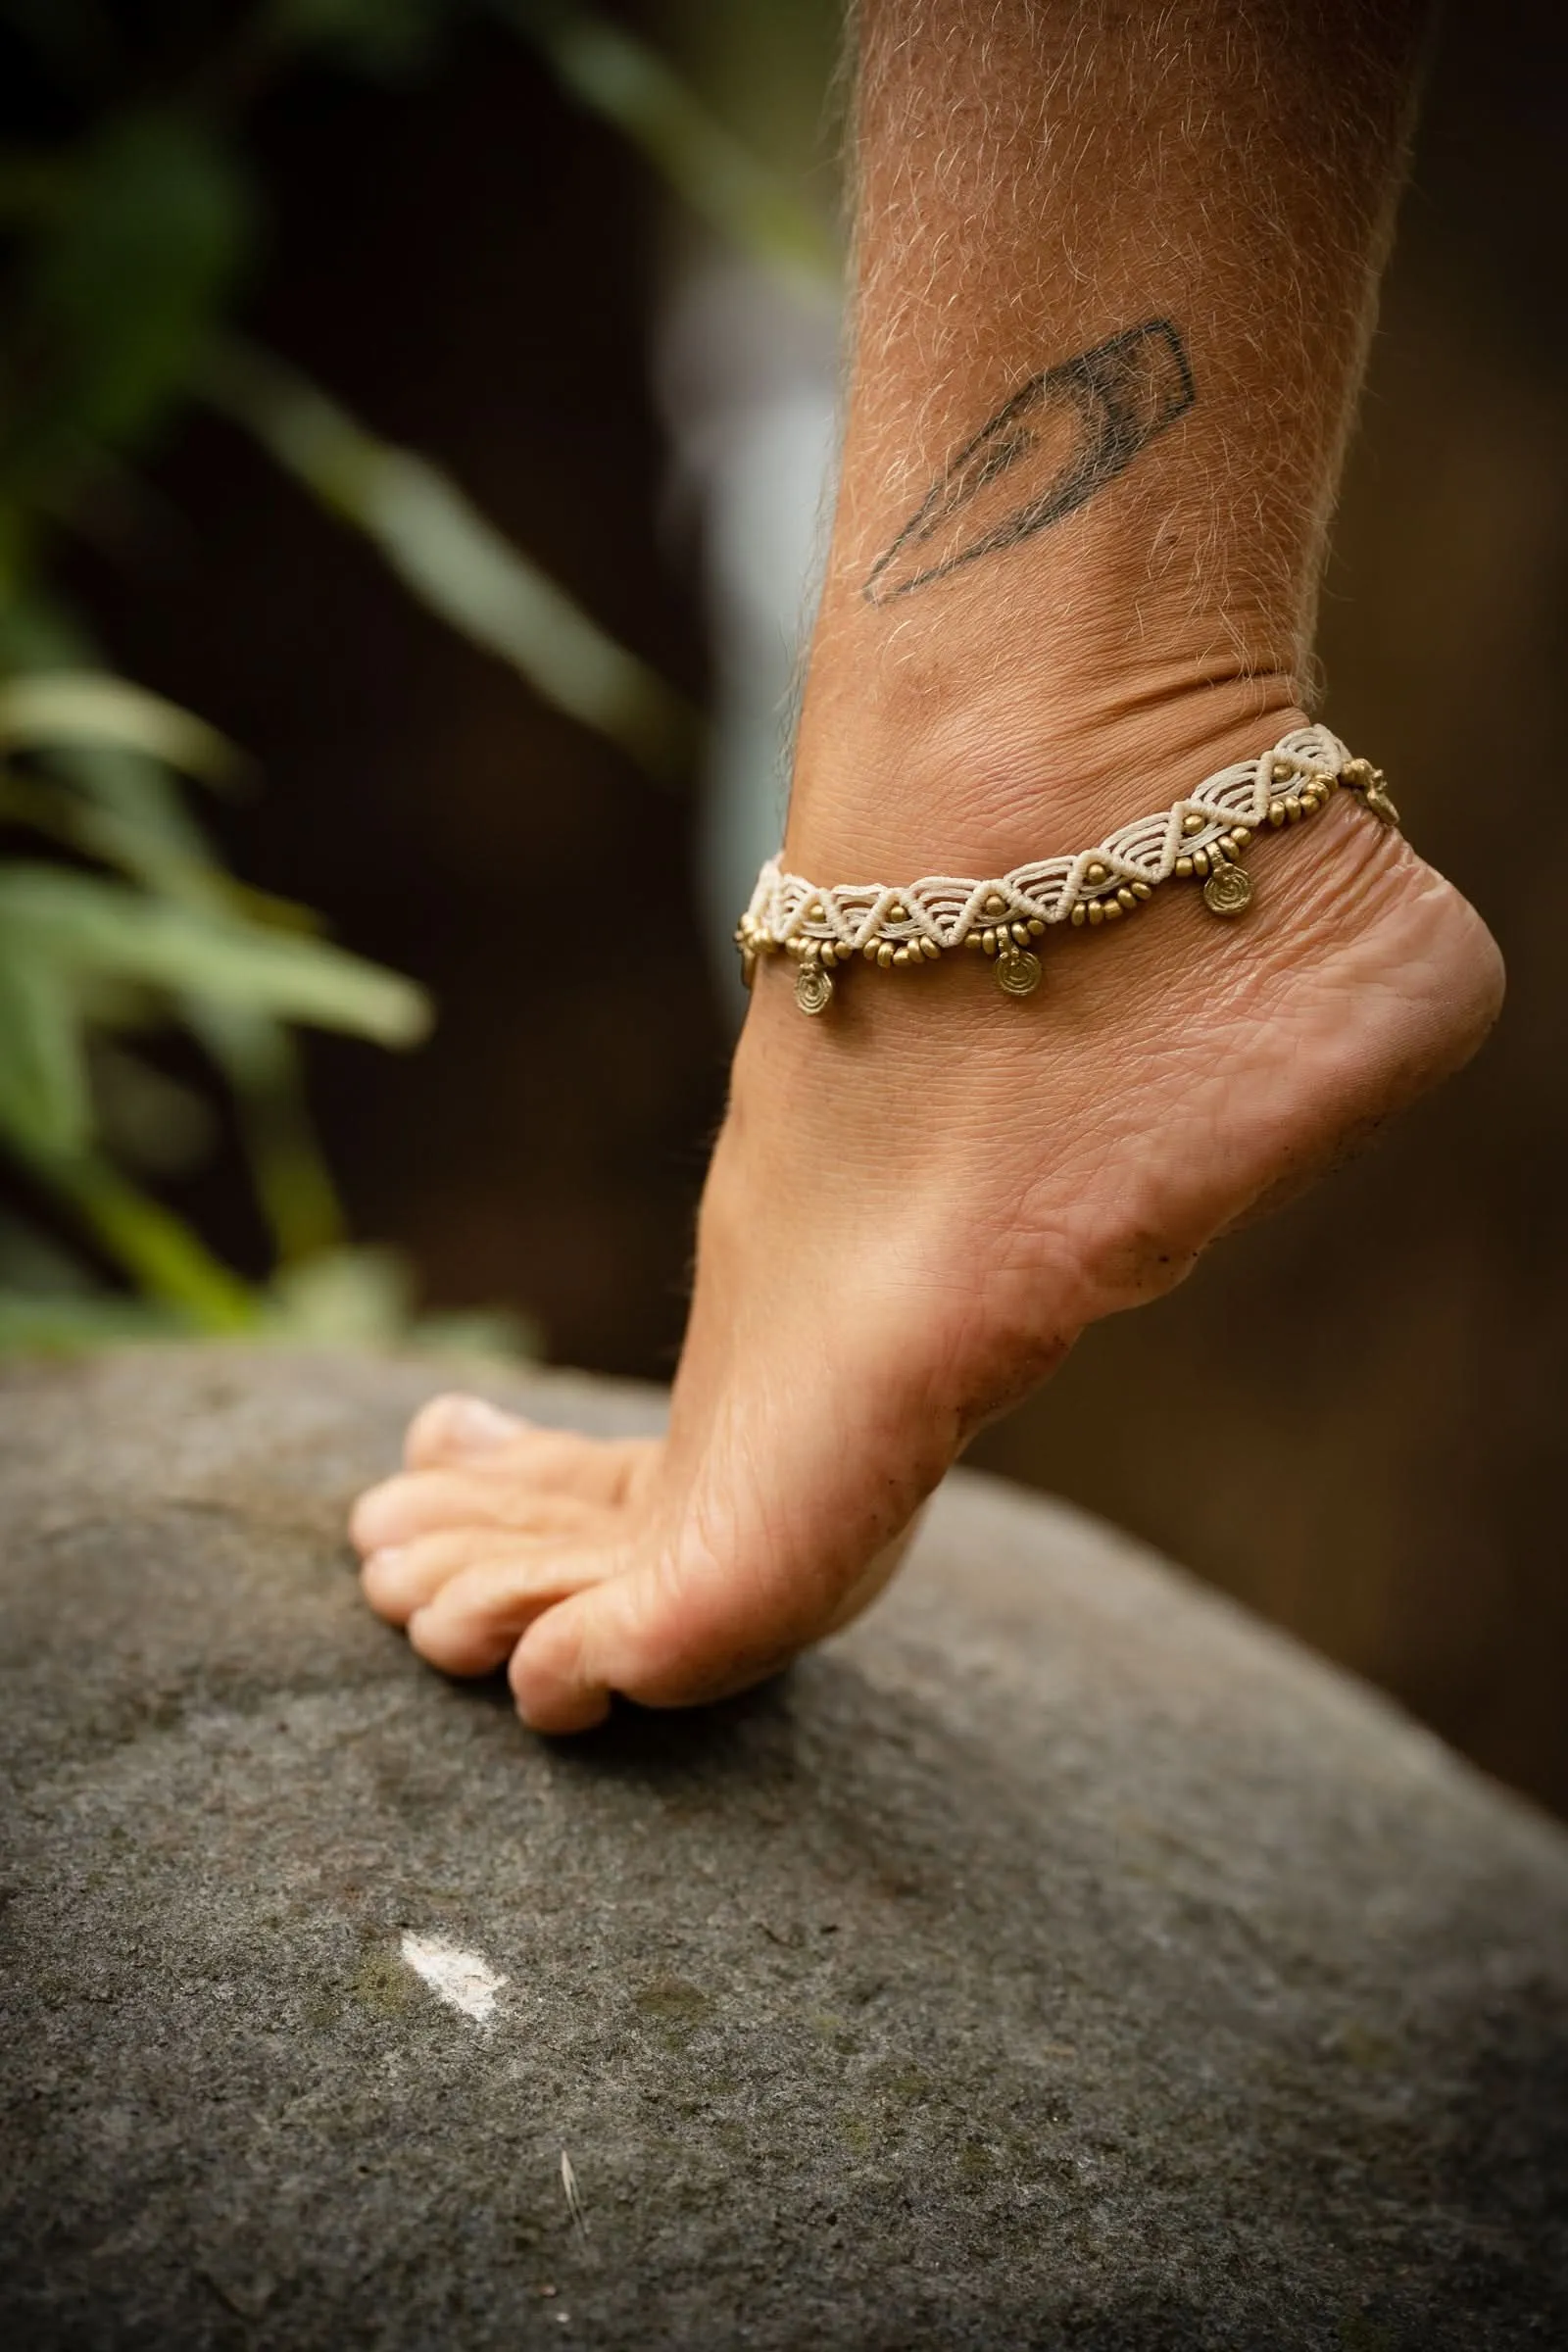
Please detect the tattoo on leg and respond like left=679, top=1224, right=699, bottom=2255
left=862, top=318, right=1196, bottom=604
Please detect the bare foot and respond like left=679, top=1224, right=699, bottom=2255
left=350, top=694, right=1503, bottom=1732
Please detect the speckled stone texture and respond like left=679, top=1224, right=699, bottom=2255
left=1, top=1347, right=1565, bottom=2351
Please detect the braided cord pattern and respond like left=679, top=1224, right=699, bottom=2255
left=743, top=723, right=1352, bottom=955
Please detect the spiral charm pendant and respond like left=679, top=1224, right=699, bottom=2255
left=995, top=947, right=1043, bottom=997
left=1202, top=861, right=1253, bottom=918
left=794, top=963, right=835, bottom=1016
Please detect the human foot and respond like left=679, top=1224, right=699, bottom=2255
left=351, top=698, right=1503, bottom=1733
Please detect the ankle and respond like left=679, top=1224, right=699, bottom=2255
left=786, top=643, right=1308, bottom=879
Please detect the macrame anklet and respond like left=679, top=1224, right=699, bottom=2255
left=735, top=723, right=1400, bottom=1017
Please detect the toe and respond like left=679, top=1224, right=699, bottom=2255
left=351, top=1468, right=498, bottom=1553
left=361, top=1516, right=605, bottom=1623
left=396, top=1410, right=658, bottom=1501
left=405, top=1545, right=621, bottom=1679
left=507, top=1554, right=783, bottom=1734
left=506, top=1517, right=920, bottom=1735
left=350, top=1465, right=618, bottom=1554
left=487, top=1428, right=658, bottom=1505
left=404, top=1393, right=528, bottom=1470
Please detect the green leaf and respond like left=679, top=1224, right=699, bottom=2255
left=199, top=337, right=698, bottom=785
left=0, top=937, right=89, bottom=1154
left=264, top=1244, right=415, bottom=1342
left=0, top=1206, right=97, bottom=1296
left=0, top=606, right=361, bottom=1267
left=0, top=864, right=431, bottom=1045
left=6, top=113, right=255, bottom=492
left=6, top=1146, right=257, bottom=1330
left=87, top=1036, right=215, bottom=1176
left=263, top=1244, right=542, bottom=1356
left=0, top=599, right=223, bottom=888
left=185, top=1002, right=346, bottom=1260
left=0, top=670, right=240, bottom=782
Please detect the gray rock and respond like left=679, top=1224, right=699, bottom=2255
left=1, top=1345, right=1564, bottom=2351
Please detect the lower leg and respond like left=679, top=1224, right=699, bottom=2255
left=351, top=0, right=1502, bottom=1730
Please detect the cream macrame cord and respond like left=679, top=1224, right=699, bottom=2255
left=735, top=724, right=1401, bottom=1015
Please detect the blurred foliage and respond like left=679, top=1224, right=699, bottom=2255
left=0, top=0, right=830, bottom=1354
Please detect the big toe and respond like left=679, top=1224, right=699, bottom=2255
left=404, top=1392, right=529, bottom=1469
left=506, top=1543, right=831, bottom=1735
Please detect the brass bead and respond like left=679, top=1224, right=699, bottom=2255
left=1116, top=887, right=1137, bottom=910
left=1191, top=849, right=1210, bottom=877
left=1131, top=880, right=1153, bottom=900
left=964, top=932, right=984, bottom=952
left=1175, top=854, right=1194, bottom=878
left=806, top=900, right=824, bottom=921
left=1270, top=755, right=1296, bottom=785
left=1027, top=916, right=1046, bottom=937
left=888, top=902, right=906, bottom=923
left=1009, top=921, right=1029, bottom=947
left=1268, top=801, right=1287, bottom=829
left=1084, top=860, right=1107, bottom=886
left=862, top=940, right=880, bottom=962
left=876, top=943, right=895, bottom=968
left=920, top=935, right=941, bottom=960
left=984, top=892, right=1006, bottom=915
left=981, top=930, right=998, bottom=956
left=1182, top=811, right=1205, bottom=837
left=1285, top=795, right=1302, bottom=822
left=1102, top=899, right=1123, bottom=921
left=1228, top=829, right=1251, bottom=852
left=1087, top=902, right=1104, bottom=926
left=1070, top=905, right=1087, bottom=927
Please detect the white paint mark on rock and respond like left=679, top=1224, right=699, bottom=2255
left=400, top=1933, right=507, bottom=2025
left=561, top=2148, right=589, bottom=2236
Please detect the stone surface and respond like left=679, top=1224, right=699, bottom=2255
left=1, top=1345, right=1565, bottom=2352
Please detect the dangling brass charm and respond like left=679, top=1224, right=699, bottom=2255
left=1202, top=861, right=1253, bottom=917
left=1343, top=758, right=1400, bottom=827
left=995, top=946, right=1042, bottom=997
left=795, top=963, right=835, bottom=1015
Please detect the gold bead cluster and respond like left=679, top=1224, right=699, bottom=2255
left=737, top=745, right=1399, bottom=1016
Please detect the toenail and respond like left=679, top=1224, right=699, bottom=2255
left=362, top=1545, right=406, bottom=1587
left=441, top=1397, right=524, bottom=1454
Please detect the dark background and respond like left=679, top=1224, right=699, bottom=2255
left=54, top=6, right=1568, bottom=1812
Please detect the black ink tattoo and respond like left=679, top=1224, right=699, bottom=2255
left=862, top=318, right=1196, bottom=604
